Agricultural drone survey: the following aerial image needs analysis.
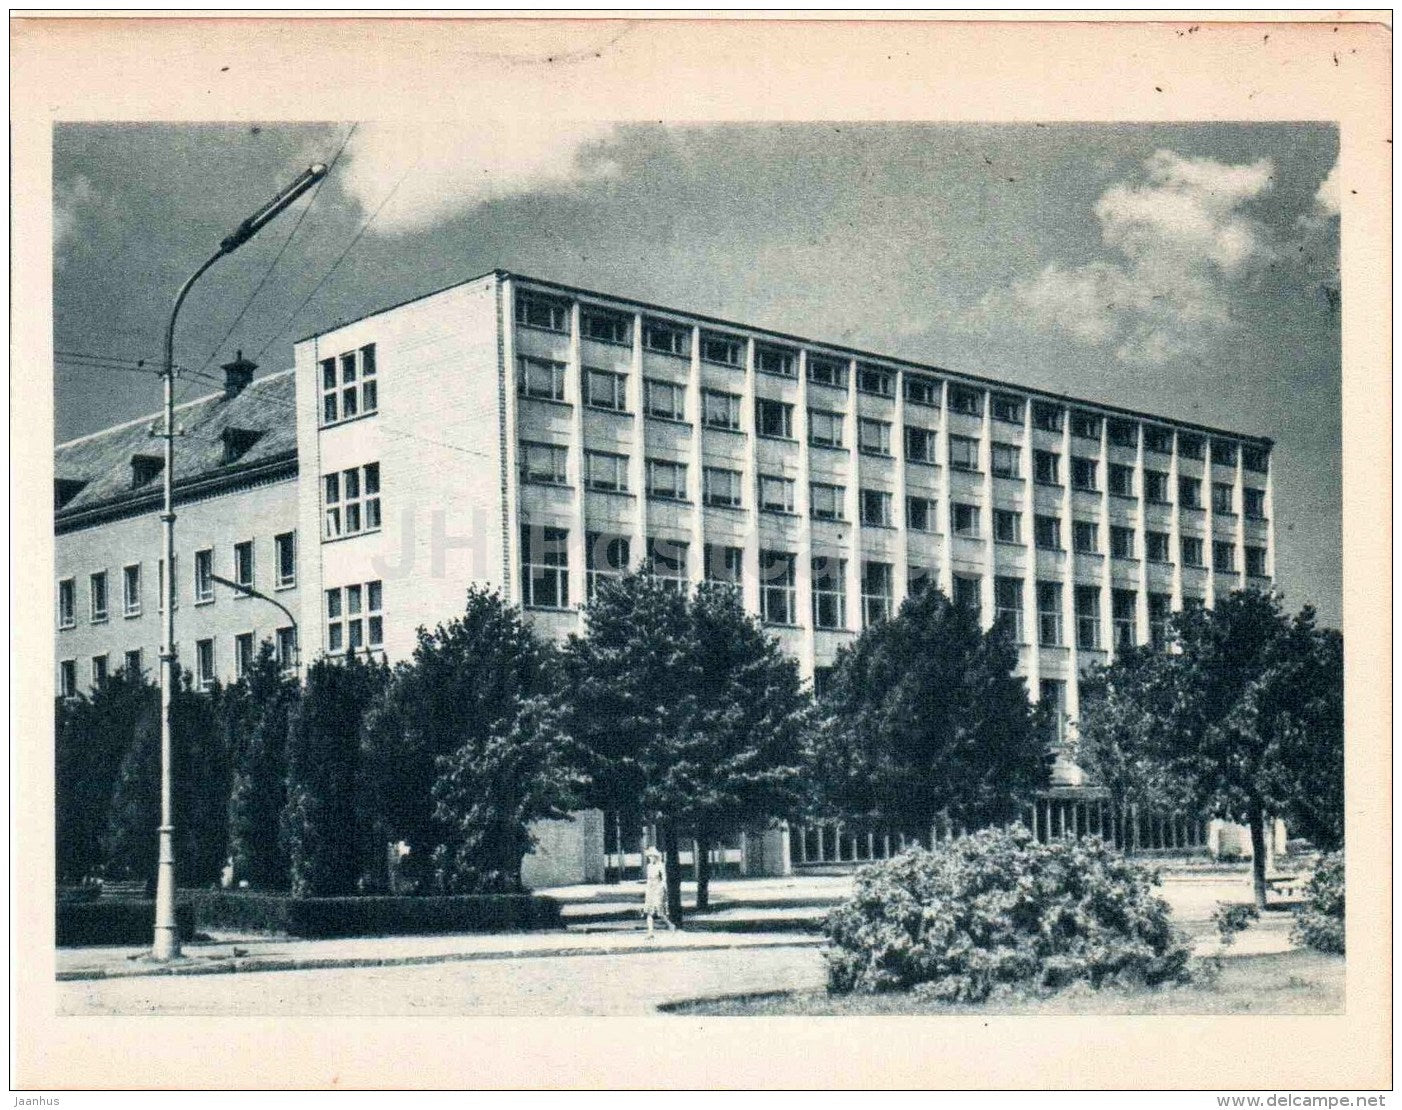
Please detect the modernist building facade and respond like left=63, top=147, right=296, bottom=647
left=55, top=270, right=1277, bottom=877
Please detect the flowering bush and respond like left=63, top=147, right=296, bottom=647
left=1211, top=902, right=1260, bottom=947
left=1292, top=851, right=1344, bottom=954
left=823, top=825, right=1192, bottom=1001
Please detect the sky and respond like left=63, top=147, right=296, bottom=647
left=52, top=122, right=1341, bottom=625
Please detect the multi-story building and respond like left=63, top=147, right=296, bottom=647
left=55, top=270, right=1277, bottom=877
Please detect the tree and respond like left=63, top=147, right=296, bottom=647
left=1278, top=627, right=1343, bottom=852
left=813, top=586, right=1050, bottom=837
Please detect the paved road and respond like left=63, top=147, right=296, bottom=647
left=58, top=944, right=827, bottom=1016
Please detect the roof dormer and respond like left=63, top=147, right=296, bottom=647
left=55, top=477, right=87, bottom=510
left=221, top=426, right=262, bottom=465
left=131, top=453, right=164, bottom=488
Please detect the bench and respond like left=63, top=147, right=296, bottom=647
left=1265, top=872, right=1312, bottom=899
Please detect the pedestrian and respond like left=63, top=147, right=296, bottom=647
left=642, top=845, right=676, bottom=938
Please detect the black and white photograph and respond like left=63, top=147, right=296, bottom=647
left=12, top=12, right=1390, bottom=1094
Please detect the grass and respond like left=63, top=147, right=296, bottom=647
left=664, top=950, right=1344, bottom=1016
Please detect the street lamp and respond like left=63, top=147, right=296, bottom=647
left=209, top=573, right=300, bottom=673
left=152, top=163, right=326, bottom=960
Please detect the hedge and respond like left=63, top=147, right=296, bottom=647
left=56, top=900, right=196, bottom=947
left=188, top=890, right=563, bottom=938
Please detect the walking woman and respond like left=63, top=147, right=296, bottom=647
left=642, top=846, right=676, bottom=937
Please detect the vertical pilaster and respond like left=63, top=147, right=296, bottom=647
left=566, top=302, right=587, bottom=619
left=1099, top=418, right=1113, bottom=663
left=1060, top=412, right=1080, bottom=727
left=937, top=378, right=953, bottom=597
left=979, top=388, right=995, bottom=630
left=628, top=315, right=648, bottom=570
left=1134, top=422, right=1150, bottom=644
left=1263, top=447, right=1278, bottom=582
left=687, top=326, right=705, bottom=586
left=795, top=350, right=817, bottom=674
left=1021, top=397, right=1040, bottom=695
left=741, top=337, right=761, bottom=614
left=893, top=371, right=911, bottom=607
left=845, top=359, right=864, bottom=617
left=1234, top=448, right=1247, bottom=591
left=1203, top=438, right=1217, bottom=610
left=1168, top=429, right=1184, bottom=611
left=499, top=277, right=522, bottom=603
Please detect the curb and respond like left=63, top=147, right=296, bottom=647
left=57, top=935, right=827, bottom=983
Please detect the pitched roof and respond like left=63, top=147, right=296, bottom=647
left=54, top=369, right=297, bottom=523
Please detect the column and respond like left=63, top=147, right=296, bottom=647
left=979, top=388, right=996, bottom=630
left=1168, top=429, right=1184, bottom=611
left=499, top=277, right=522, bottom=601
left=1234, top=447, right=1247, bottom=590
left=687, top=323, right=705, bottom=587
left=892, top=370, right=911, bottom=605
left=566, top=302, right=587, bottom=621
left=1203, top=436, right=1217, bottom=610
left=1061, top=413, right=1081, bottom=728
left=844, top=358, right=865, bottom=623
left=629, top=314, right=648, bottom=571
left=937, top=379, right=954, bottom=597
left=1263, top=446, right=1278, bottom=582
left=795, top=350, right=817, bottom=675
left=1134, top=421, right=1151, bottom=645
left=741, top=337, right=762, bottom=614
left=1098, top=418, right=1114, bottom=664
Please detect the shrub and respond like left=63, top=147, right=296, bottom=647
left=56, top=899, right=195, bottom=947
left=1211, top=902, right=1260, bottom=947
left=823, top=825, right=1192, bottom=1002
left=188, top=890, right=563, bottom=938
left=1292, top=851, right=1344, bottom=954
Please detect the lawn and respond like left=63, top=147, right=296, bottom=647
left=664, top=950, right=1344, bottom=1016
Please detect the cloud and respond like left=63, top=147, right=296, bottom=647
left=968, top=150, right=1276, bottom=366
left=54, top=174, right=96, bottom=266
left=1313, top=157, right=1340, bottom=217
left=335, top=121, right=621, bottom=234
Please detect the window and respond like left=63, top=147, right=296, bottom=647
left=584, top=368, right=628, bottom=412
left=519, top=442, right=570, bottom=487
left=991, top=442, right=1020, bottom=478
left=1111, top=589, right=1137, bottom=649
left=1144, top=470, right=1170, bottom=503
left=1244, top=487, right=1267, bottom=519
left=325, top=580, right=385, bottom=652
left=810, top=481, right=844, bottom=521
left=235, top=632, right=255, bottom=680
left=1032, top=402, right=1064, bottom=432
left=319, top=344, right=378, bottom=425
left=756, top=398, right=794, bottom=439
left=646, top=458, right=687, bottom=501
left=1146, top=530, right=1170, bottom=563
left=649, top=537, right=689, bottom=593
left=948, top=385, right=982, bottom=416
left=1178, top=475, right=1202, bottom=508
left=1071, top=412, right=1101, bottom=440
left=992, top=394, right=1023, bottom=423
left=275, top=532, right=296, bottom=588
left=757, top=345, right=796, bottom=378
left=703, top=467, right=743, bottom=508
left=1178, top=434, right=1205, bottom=460
left=861, top=488, right=893, bottom=527
left=952, top=574, right=982, bottom=622
left=700, top=332, right=743, bottom=367
left=705, top=544, right=743, bottom=585
left=89, top=571, right=108, bottom=622
left=1041, top=679, right=1068, bottom=744
left=516, top=291, right=569, bottom=332
left=861, top=562, right=893, bottom=627
left=1110, top=525, right=1135, bottom=559
left=1182, top=594, right=1206, bottom=613
left=1144, top=426, right=1173, bottom=455
left=1212, top=439, right=1238, bottom=467
left=1075, top=586, right=1102, bottom=649
left=91, top=654, right=109, bottom=689
left=1243, top=445, right=1269, bottom=473
left=586, top=532, right=631, bottom=599
left=1213, top=541, right=1236, bottom=573
left=857, top=365, right=895, bottom=397
left=581, top=307, right=631, bottom=345
left=274, top=625, right=297, bottom=667
left=1108, top=419, right=1137, bottom=448
left=645, top=378, right=686, bottom=421
left=323, top=463, right=384, bottom=536
left=123, top=649, right=142, bottom=676
left=1109, top=464, right=1135, bottom=498
left=703, top=389, right=741, bottom=430
left=759, top=551, right=797, bottom=625
left=1246, top=545, right=1268, bottom=577
left=59, top=660, right=77, bottom=699
left=948, top=435, right=980, bottom=472
left=1213, top=483, right=1235, bottom=514
left=952, top=502, right=981, bottom=538
left=807, top=356, right=847, bottom=388
left=908, top=565, right=934, bottom=598
left=858, top=418, right=891, bottom=456
left=194, top=551, right=214, bottom=603
left=1033, top=450, right=1060, bottom=485
left=584, top=451, right=628, bottom=493
left=1034, top=515, right=1063, bottom=551
left=123, top=566, right=143, bottom=617
left=808, top=408, right=843, bottom=447
left=811, top=557, right=847, bottom=629
left=1181, top=536, right=1204, bottom=567
left=904, top=374, right=940, bottom=406
left=521, top=526, right=569, bottom=609
left=517, top=356, right=566, bottom=401
left=1071, top=457, right=1098, bottom=491
left=995, top=576, right=1024, bottom=641
left=758, top=474, right=795, bottom=513
left=195, top=639, right=215, bottom=690
left=905, top=425, right=937, bottom=464
left=643, top=319, right=689, bottom=356
left=993, top=508, right=1022, bottom=544
left=1073, top=520, right=1099, bottom=554
left=233, top=540, right=254, bottom=590
left=58, top=578, right=76, bottom=629
left=1149, top=593, right=1172, bottom=649
left=906, top=495, right=937, bottom=532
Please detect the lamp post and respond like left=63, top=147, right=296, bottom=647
left=152, top=163, right=326, bottom=960
left=209, top=574, right=301, bottom=673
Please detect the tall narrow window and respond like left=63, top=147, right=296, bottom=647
left=91, top=654, right=109, bottom=689
left=811, top=557, right=847, bottom=630
left=860, top=489, right=893, bottom=527
left=703, top=389, right=742, bottom=430
left=1144, top=470, right=1170, bottom=503
left=704, top=544, right=743, bottom=586
left=194, top=551, right=214, bottom=604
left=906, top=496, right=936, bottom=532
left=233, top=540, right=254, bottom=590
left=59, top=660, right=77, bottom=699
left=1245, top=546, right=1268, bottom=577
left=810, top=482, right=844, bottom=521
left=756, top=398, right=794, bottom=439
left=57, top=578, right=76, bottom=629
left=1178, top=476, right=1202, bottom=508
left=276, top=626, right=298, bottom=671
left=759, top=551, right=797, bottom=625
left=586, top=532, right=631, bottom=599
left=808, top=408, right=843, bottom=447
left=1148, top=593, right=1172, bottom=649
left=89, top=571, right=108, bottom=622
left=1243, top=487, right=1267, bottom=519
left=195, top=639, right=215, bottom=690
left=320, top=344, right=377, bottom=425
left=1034, top=515, right=1062, bottom=551
left=1213, top=483, right=1235, bottom=514
left=1072, top=520, right=1099, bottom=554
left=995, top=576, right=1024, bottom=641
left=1112, top=589, right=1137, bottom=649
left=1033, top=450, right=1061, bottom=485
left=952, top=503, right=981, bottom=538
left=861, top=561, right=893, bottom=627
left=993, top=509, right=1021, bottom=544
left=235, top=632, right=255, bottom=680
left=1071, top=457, right=1098, bottom=491
left=520, top=526, right=569, bottom=610
left=1212, top=541, right=1236, bottom=573
left=122, top=564, right=142, bottom=616
left=1075, top=585, right=1102, bottom=649
left=1041, top=679, right=1068, bottom=745
left=948, top=435, right=980, bottom=472
left=991, top=442, right=1020, bottom=478
left=952, top=574, right=982, bottom=623
left=124, top=649, right=143, bottom=676
left=1109, top=464, right=1135, bottom=498
left=275, top=532, right=297, bottom=588
left=1110, top=525, right=1135, bottom=559
left=1037, top=582, right=1063, bottom=646
left=904, top=425, right=937, bottom=464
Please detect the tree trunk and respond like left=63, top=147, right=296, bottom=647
left=1249, top=806, right=1269, bottom=910
left=662, top=823, right=684, bottom=925
left=696, top=828, right=713, bottom=912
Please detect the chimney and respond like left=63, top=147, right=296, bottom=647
left=222, top=350, right=257, bottom=399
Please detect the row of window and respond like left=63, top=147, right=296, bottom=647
left=514, top=294, right=1269, bottom=469
left=325, top=580, right=384, bottom=654
left=323, top=463, right=382, bottom=540
left=58, top=626, right=299, bottom=698
left=319, top=343, right=379, bottom=427
left=57, top=533, right=297, bottom=629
